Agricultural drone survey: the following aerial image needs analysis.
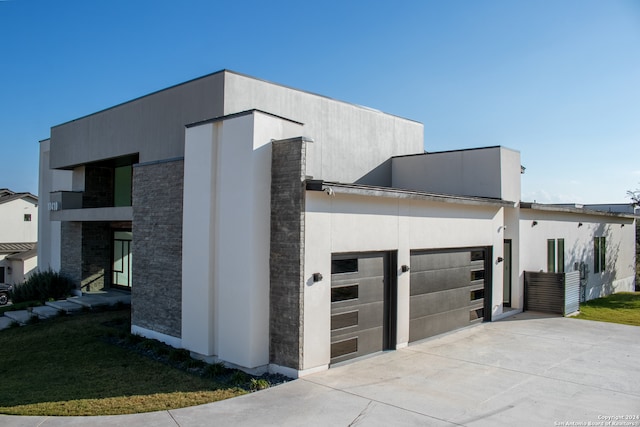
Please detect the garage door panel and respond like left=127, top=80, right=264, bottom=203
left=410, top=251, right=471, bottom=272
left=409, top=308, right=470, bottom=342
left=409, top=267, right=470, bottom=296
left=331, top=278, right=384, bottom=308
left=330, top=326, right=385, bottom=364
left=332, top=255, right=383, bottom=277
left=409, top=248, right=489, bottom=343
left=409, top=287, right=471, bottom=319
left=331, top=302, right=384, bottom=338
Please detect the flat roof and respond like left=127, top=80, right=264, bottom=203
left=392, top=145, right=520, bottom=160
left=52, top=70, right=421, bottom=130
left=185, top=109, right=304, bottom=129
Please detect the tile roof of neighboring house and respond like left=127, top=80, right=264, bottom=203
left=0, top=242, right=37, bottom=254
left=0, top=189, right=38, bottom=205
left=6, top=247, right=37, bottom=261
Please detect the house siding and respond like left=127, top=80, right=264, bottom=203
left=132, top=159, right=184, bottom=338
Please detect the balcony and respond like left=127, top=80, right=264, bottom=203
left=49, top=191, right=132, bottom=222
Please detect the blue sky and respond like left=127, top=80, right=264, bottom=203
left=1, top=0, right=638, bottom=203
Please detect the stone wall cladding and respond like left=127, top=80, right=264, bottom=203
left=132, top=159, right=184, bottom=339
left=83, top=166, right=113, bottom=208
left=81, top=222, right=112, bottom=291
left=269, top=137, right=308, bottom=369
left=60, top=222, right=82, bottom=289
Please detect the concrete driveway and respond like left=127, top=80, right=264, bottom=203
left=2, top=312, right=639, bottom=426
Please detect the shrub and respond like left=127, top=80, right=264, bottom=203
left=168, top=348, right=192, bottom=363
left=9, top=270, right=74, bottom=304
left=230, top=370, right=248, bottom=385
left=203, top=362, right=227, bottom=378
left=250, top=378, right=270, bottom=391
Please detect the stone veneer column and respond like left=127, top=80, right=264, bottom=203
left=60, top=221, right=82, bottom=290
left=269, top=137, right=311, bottom=370
left=132, top=158, right=184, bottom=339
left=81, top=222, right=112, bottom=291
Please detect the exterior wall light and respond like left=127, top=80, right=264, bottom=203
left=401, top=265, right=410, bottom=273
left=621, top=224, right=625, bottom=228
left=578, top=222, right=583, bottom=228
left=496, top=257, right=504, bottom=264
left=532, top=221, right=538, bottom=227
left=312, top=273, right=323, bottom=282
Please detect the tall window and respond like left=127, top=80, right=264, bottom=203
left=594, top=236, right=606, bottom=273
left=114, top=165, right=133, bottom=207
left=547, top=239, right=556, bottom=272
left=547, top=238, right=565, bottom=273
left=557, top=239, right=565, bottom=273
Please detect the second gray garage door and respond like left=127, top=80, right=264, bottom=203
left=409, top=248, right=490, bottom=343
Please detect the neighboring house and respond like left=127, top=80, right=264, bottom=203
left=0, top=189, right=38, bottom=284
left=37, top=70, right=637, bottom=377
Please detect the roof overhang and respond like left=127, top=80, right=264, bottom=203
left=307, top=180, right=514, bottom=208
left=520, top=202, right=637, bottom=219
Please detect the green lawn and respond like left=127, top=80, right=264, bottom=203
left=574, top=292, right=640, bottom=326
left=0, top=309, right=245, bottom=416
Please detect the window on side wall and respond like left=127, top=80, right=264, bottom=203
left=547, top=239, right=556, bottom=272
left=547, top=238, right=565, bottom=273
left=24, top=214, right=32, bottom=222
left=557, top=239, right=564, bottom=273
left=594, top=236, right=606, bottom=273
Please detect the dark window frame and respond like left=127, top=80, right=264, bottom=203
left=594, top=236, right=606, bottom=273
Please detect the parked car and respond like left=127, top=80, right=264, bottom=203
left=0, top=283, right=12, bottom=305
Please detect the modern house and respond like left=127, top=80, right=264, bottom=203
left=0, top=189, right=38, bottom=284
left=38, top=70, right=637, bottom=377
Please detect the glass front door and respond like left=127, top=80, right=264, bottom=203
left=113, top=231, right=132, bottom=288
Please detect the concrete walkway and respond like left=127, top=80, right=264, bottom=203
left=2, top=312, right=639, bottom=426
left=0, top=291, right=131, bottom=329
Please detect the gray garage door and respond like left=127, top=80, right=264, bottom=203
left=330, top=253, right=391, bottom=364
left=409, top=248, right=490, bottom=343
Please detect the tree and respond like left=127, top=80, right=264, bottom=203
left=628, top=187, right=639, bottom=206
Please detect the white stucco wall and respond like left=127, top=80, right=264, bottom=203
left=223, top=72, right=424, bottom=186
left=38, top=139, right=71, bottom=272
left=519, top=208, right=635, bottom=301
left=302, top=191, right=506, bottom=372
left=182, top=111, right=304, bottom=369
left=391, top=146, right=521, bottom=202
left=3, top=254, right=37, bottom=284
left=0, top=198, right=38, bottom=243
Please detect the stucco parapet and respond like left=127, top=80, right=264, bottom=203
left=520, top=202, right=637, bottom=219
left=309, top=181, right=514, bottom=208
left=186, top=109, right=306, bottom=129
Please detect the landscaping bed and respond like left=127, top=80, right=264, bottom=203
left=0, top=308, right=290, bottom=416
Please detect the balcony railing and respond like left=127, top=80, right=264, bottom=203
left=48, top=191, right=132, bottom=222
left=48, top=191, right=83, bottom=211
